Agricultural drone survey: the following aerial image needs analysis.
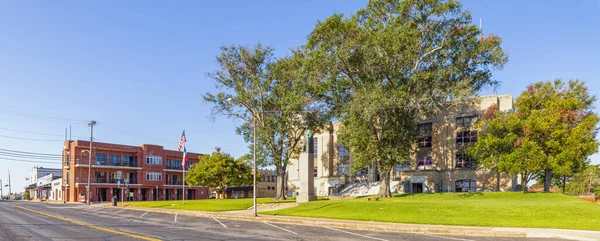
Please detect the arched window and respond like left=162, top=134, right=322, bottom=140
left=455, top=179, right=476, bottom=192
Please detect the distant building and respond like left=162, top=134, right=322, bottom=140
left=26, top=166, right=62, bottom=200
left=288, top=94, right=518, bottom=196
left=62, top=140, right=210, bottom=203
left=213, top=169, right=280, bottom=199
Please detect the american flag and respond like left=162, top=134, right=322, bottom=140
left=178, top=130, right=186, bottom=151
left=182, top=146, right=188, bottom=170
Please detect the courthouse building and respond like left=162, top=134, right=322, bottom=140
left=287, top=94, right=518, bottom=196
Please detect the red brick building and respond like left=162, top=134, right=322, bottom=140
left=62, top=140, right=209, bottom=203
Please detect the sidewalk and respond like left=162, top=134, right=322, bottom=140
left=110, top=204, right=600, bottom=241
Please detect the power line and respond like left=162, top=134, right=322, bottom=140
left=0, top=127, right=74, bottom=137
left=0, top=134, right=65, bottom=142
left=0, top=148, right=62, bottom=157
left=0, top=157, right=61, bottom=164
left=0, top=107, right=88, bottom=124
left=0, top=153, right=62, bottom=160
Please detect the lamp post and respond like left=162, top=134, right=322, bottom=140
left=227, top=97, right=257, bottom=217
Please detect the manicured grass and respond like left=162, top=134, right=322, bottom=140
left=124, top=197, right=294, bottom=212
left=261, top=192, right=600, bottom=231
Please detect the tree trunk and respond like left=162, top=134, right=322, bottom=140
left=544, top=169, right=552, bottom=192
left=376, top=167, right=392, bottom=198
left=562, top=175, right=566, bottom=194
left=274, top=168, right=287, bottom=200
left=521, top=173, right=528, bottom=193
left=495, top=168, right=500, bottom=191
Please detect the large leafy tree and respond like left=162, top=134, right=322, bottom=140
left=185, top=150, right=254, bottom=199
left=470, top=80, right=599, bottom=192
left=515, top=80, right=598, bottom=192
left=204, top=44, right=330, bottom=200
left=304, top=0, right=507, bottom=197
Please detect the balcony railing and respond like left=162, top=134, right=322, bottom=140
left=75, top=160, right=138, bottom=167
left=95, top=178, right=138, bottom=184
left=166, top=180, right=183, bottom=185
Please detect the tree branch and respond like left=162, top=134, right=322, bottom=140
left=413, top=45, right=443, bottom=71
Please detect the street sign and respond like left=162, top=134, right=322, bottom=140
left=124, top=179, right=129, bottom=188
left=116, top=171, right=122, bottom=180
left=117, top=180, right=121, bottom=186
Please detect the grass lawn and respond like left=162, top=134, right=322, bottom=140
left=261, top=192, right=600, bottom=231
left=124, top=197, right=295, bottom=212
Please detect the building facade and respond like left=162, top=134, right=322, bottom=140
left=27, top=166, right=62, bottom=200
left=214, top=169, right=279, bottom=199
left=62, top=140, right=209, bottom=203
left=288, top=94, right=517, bottom=196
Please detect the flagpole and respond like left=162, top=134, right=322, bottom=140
left=182, top=145, right=185, bottom=205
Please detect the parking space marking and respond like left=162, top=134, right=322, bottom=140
left=264, top=222, right=297, bottom=235
left=139, top=211, right=150, bottom=218
left=114, top=209, right=126, bottom=214
left=323, top=227, right=388, bottom=241
left=423, top=234, right=473, bottom=241
left=174, top=214, right=178, bottom=223
left=212, top=217, right=227, bottom=228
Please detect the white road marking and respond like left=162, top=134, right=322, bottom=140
left=323, top=227, right=388, bottom=241
left=423, top=234, right=474, bottom=241
left=114, top=209, right=126, bottom=214
left=174, top=214, right=178, bottom=223
left=264, top=222, right=297, bottom=235
left=139, top=211, right=150, bottom=218
left=212, top=217, right=227, bottom=228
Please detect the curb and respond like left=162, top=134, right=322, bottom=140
left=114, top=206, right=527, bottom=238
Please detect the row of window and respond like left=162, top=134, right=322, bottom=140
left=394, top=154, right=477, bottom=171
left=146, top=156, right=162, bottom=165
left=146, top=172, right=162, bottom=181
left=261, top=175, right=276, bottom=183
left=166, top=159, right=190, bottom=169
left=94, top=154, right=137, bottom=166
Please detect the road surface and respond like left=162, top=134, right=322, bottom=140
left=0, top=200, right=559, bottom=241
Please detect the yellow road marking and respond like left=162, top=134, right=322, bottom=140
left=15, top=205, right=161, bottom=241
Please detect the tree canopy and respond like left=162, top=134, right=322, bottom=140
left=304, top=0, right=507, bottom=197
left=185, top=150, right=254, bottom=198
left=203, top=44, right=331, bottom=199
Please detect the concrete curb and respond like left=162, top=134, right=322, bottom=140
left=113, top=206, right=528, bottom=238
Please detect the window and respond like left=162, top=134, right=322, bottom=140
left=418, top=122, right=432, bottom=134
left=396, top=160, right=411, bottom=172
left=166, top=160, right=171, bottom=169
left=146, top=156, right=162, bottom=165
left=417, top=123, right=432, bottom=148
left=455, top=179, right=476, bottom=192
left=338, top=144, right=350, bottom=166
left=456, top=131, right=478, bottom=145
left=417, top=156, right=433, bottom=170
left=145, top=172, right=162, bottom=181
left=456, top=116, right=477, bottom=128
left=95, top=154, right=107, bottom=165
left=338, top=164, right=351, bottom=176
left=109, top=154, right=121, bottom=166
left=95, top=171, right=106, bottom=183
left=417, top=136, right=432, bottom=148
left=123, top=156, right=131, bottom=166
left=456, top=153, right=476, bottom=168
left=313, top=137, right=318, bottom=158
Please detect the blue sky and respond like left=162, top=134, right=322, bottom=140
left=0, top=0, right=598, bottom=190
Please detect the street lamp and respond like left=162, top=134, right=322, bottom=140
left=227, top=97, right=258, bottom=217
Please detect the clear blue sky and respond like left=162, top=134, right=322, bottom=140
left=0, top=1, right=598, bottom=191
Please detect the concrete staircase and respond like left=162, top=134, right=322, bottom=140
left=339, top=181, right=400, bottom=196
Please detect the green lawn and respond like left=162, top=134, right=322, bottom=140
left=124, top=197, right=294, bottom=212
left=262, top=192, right=600, bottom=231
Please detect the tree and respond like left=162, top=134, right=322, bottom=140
left=185, top=150, right=254, bottom=199
left=468, top=104, right=517, bottom=191
left=470, top=80, right=599, bottom=193
left=204, top=44, right=331, bottom=200
left=515, top=80, right=598, bottom=192
left=564, top=164, right=600, bottom=196
left=304, top=0, right=507, bottom=197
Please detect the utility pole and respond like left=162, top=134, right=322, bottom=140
left=0, top=179, right=3, bottom=199
left=7, top=170, right=11, bottom=197
left=87, top=120, right=96, bottom=205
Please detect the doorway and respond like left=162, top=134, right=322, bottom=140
left=141, top=189, right=148, bottom=201
left=98, top=188, right=108, bottom=202
left=412, top=183, right=423, bottom=193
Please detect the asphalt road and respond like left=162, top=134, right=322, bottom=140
left=0, top=200, right=561, bottom=241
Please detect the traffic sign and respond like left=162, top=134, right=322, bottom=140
left=116, top=171, right=122, bottom=180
